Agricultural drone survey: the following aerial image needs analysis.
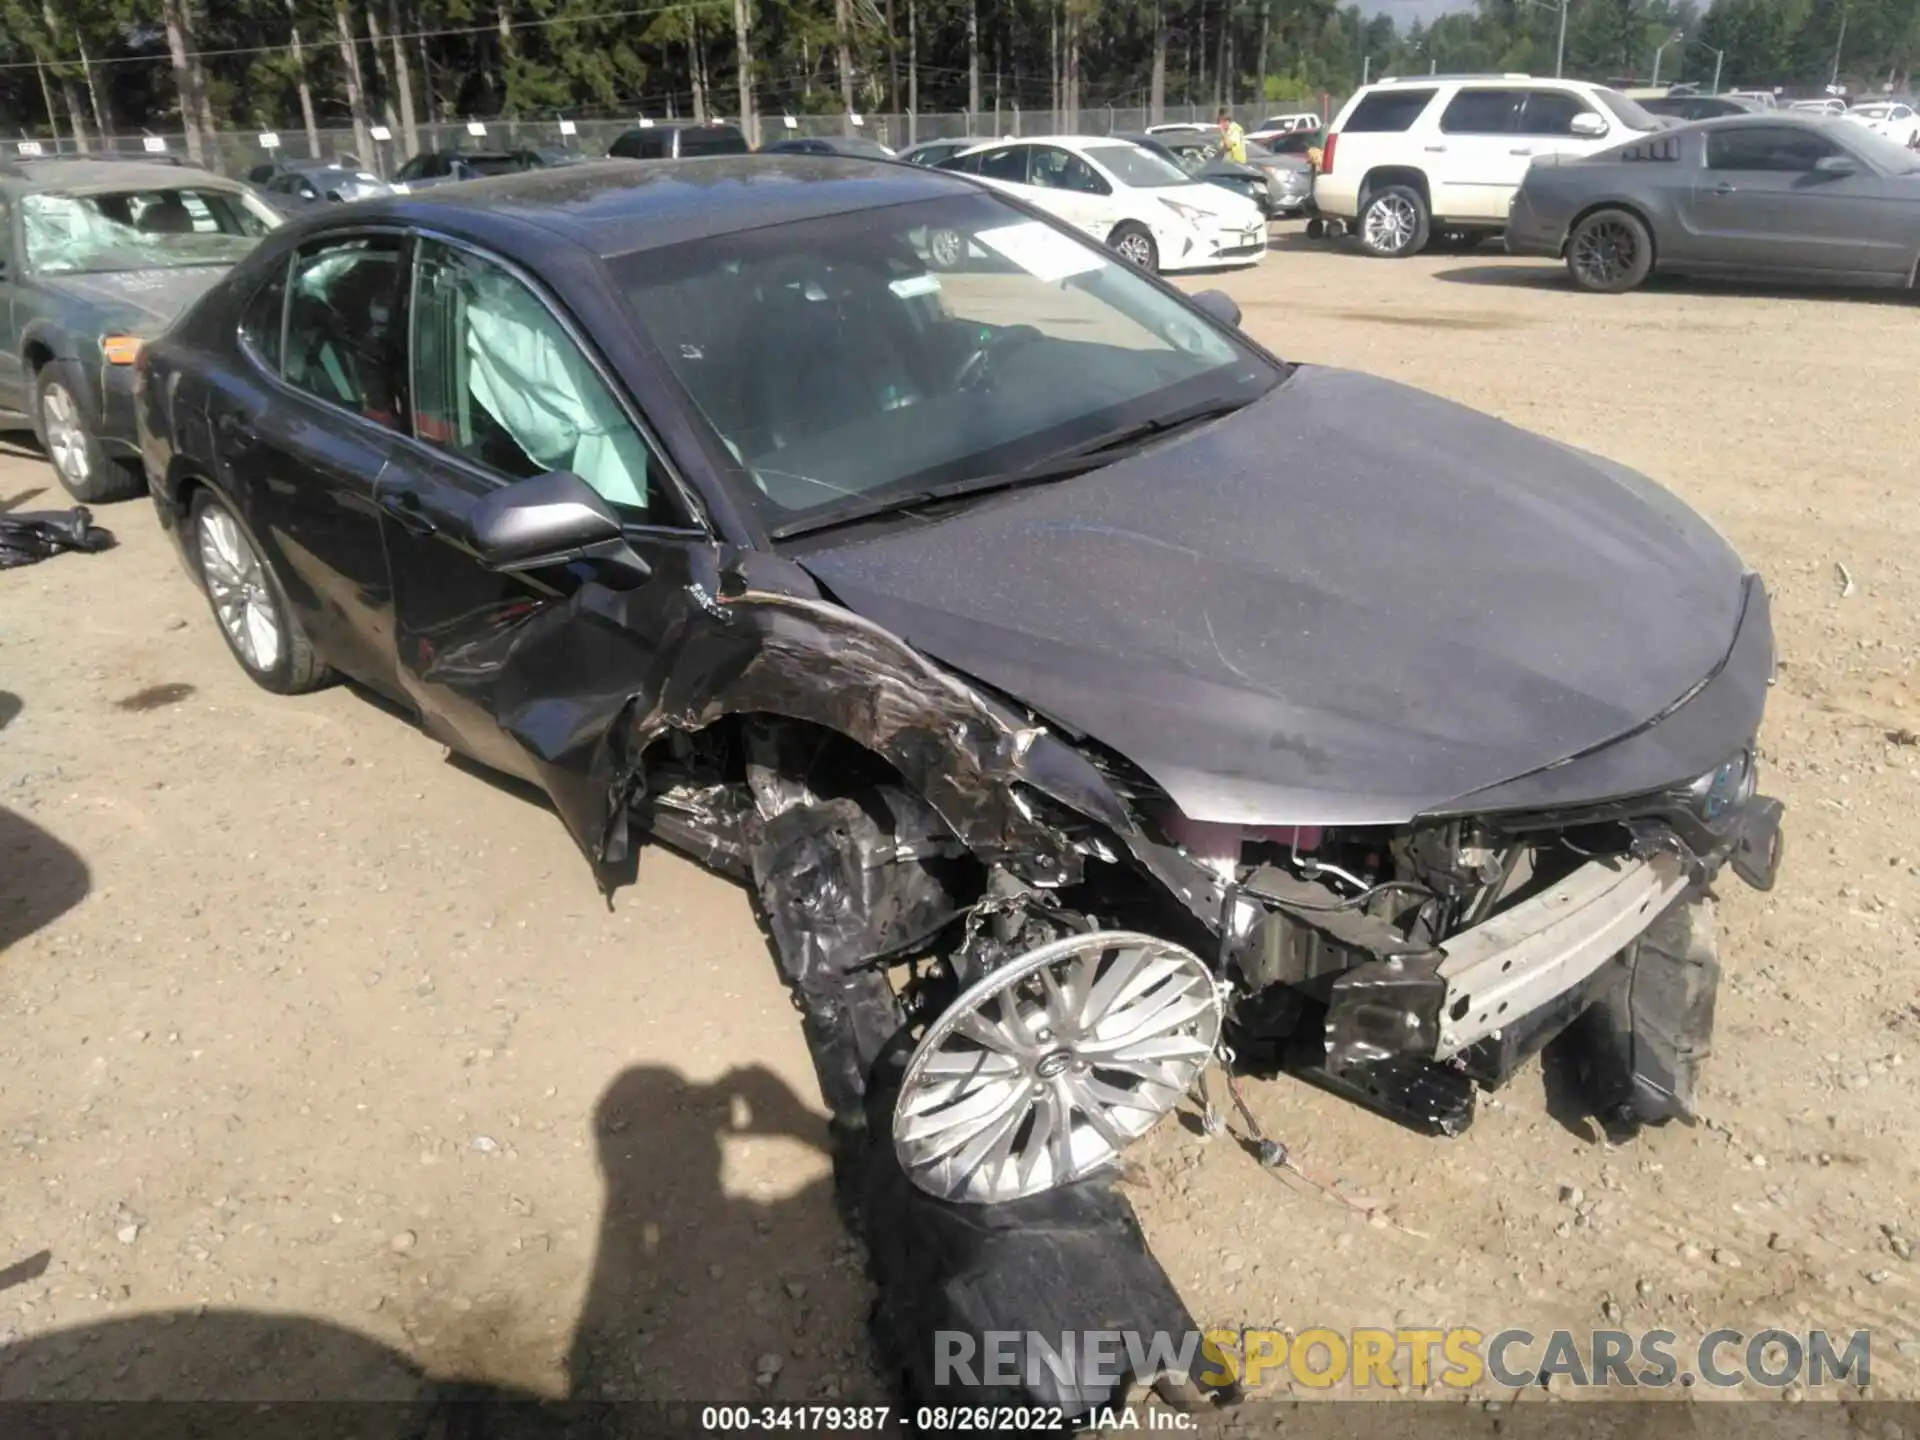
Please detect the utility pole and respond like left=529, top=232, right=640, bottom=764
left=1554, top=0, right=1568, bottom=79
left=1831, top=4, right=1848, bottom=89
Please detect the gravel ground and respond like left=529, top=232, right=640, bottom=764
left=3, top=225, right=1917, bottom=1415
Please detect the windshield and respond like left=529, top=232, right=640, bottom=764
left=1594, top=89, right=1663, bottom=132
left=609, top=191, right=1281, bottom=535
left=23, top=187, right=279, bottom=275
left=1082, top=143, right=1194, bottom=188
left=1850, top=105, right=1893, bottom=118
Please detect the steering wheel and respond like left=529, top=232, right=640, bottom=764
left=951, top=323, right=1044, bottom=393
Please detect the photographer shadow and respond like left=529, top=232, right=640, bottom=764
left=0, top=1065, right=875, bottom=1437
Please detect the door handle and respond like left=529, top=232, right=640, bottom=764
left=1713, top=182, right=1737, bottom=195
left=212, top=409, right=256, bottom=454
left=1509, top=147, right=1534, bottom=156
left=377, top=491, right=437, bottom=538
left=1424, top=145, right=1447, bottom=153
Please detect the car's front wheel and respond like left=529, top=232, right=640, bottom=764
left=1566, top=208, right=1654, bottom=293
left=190, top=489, right=333, bottom=695
left=33, top=363, right=143, bottom=504
left=1107, top=221, right=1159, bottom=272
left=1358, top=184, right=1430, bottom=258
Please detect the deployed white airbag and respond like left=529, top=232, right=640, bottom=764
left=462, top=266, right=651, bottom=510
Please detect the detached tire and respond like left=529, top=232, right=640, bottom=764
left=1566, top=207, right=1653, bottom=293
left=1357, top=184, right=1430, bottom=258
left=33, top=362, right=142, bottom=504
left=189, top=488, right=333, bottom=695
left=1107, top=221, right=1159, bottom=272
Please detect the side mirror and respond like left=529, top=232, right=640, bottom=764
left=469, top=470, right=652, bottom=581
left=1570, top=113, right=1609, bottom=138
left=1190, top=288, right=1243, bottom=328
left=1813, top=153, right=1858, bottom=176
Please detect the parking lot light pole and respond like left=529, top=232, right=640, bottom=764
left=1651, top=33, right=1681, bottom=88
left=1555, top=0, right=1568, bottom=79
left=1685, top=37, right=1727, bottom=95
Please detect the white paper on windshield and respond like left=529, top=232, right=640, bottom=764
left=974, top=221, right=1103, bottom=283
left=258, top=131, right=280, bottom=149
left=371, top=124, right=393, bottom=141
left=889, top=273, right=941, bottom=298
left=142, top=135, right=168, bottom=153
left=467, top=120, right=487, bottom=136
left=558, top=119, right=577, bottom=136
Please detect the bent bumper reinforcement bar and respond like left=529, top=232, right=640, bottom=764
left=1433, top=853, right=1690, bottom=1060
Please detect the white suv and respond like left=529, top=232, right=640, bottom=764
left=1314, top=75, right=1666, bottom=257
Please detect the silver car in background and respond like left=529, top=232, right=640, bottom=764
left=1506, top=113, right=1920, bottom=293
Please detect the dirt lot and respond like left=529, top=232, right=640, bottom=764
left=3, top=229, right=1918, bottom=1414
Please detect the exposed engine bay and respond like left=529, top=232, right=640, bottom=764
left=620, top=588, right=1785, bottom=1209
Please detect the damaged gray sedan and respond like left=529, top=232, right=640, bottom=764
left=140, top=157, right=1784, bottom=1218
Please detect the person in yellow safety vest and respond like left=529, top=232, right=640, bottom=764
left=1215, top=107, right=1247, bottom=165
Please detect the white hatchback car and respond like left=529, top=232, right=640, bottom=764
left=1313, top=75, right=1667, bottom=256
left=939, top=135, right=1268, bottom=273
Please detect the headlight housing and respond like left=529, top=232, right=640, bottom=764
left=1158, top=197, right=1210, bottom=225
left=1687, top=748, right=1757, bottom=823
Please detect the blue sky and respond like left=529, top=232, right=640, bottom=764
left=1357, top=0, right=1476, bottom=25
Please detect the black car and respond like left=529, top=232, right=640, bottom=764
left=1639, top=94, right=1765, bottom=121
left=1507, top=114, right=1920, bottom=292
left=606, top=122, right=750, bottom=160
left=897, top=137, right=995, bottom=167
left=0, top=157, right=282, bottom=501
left=139, top=154, right=1782, bottom=1229
left=759, top=134, right=897, bottom=159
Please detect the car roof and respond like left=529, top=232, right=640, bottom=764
left=342, top=154, right=976, bottom=258
left=0, top=158, right=235, bottom=193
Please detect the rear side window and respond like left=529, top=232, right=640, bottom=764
left=1343, top=88, right=1437, bottom=132
left=1518, top=91, right=1595, bottom=136
left=678, top=127, right=749, bottom=157
left=1440, top=89, right=1523, bottom=134
left=1705, top=125, right=1840, bottom=173
left=282, top=235, right=406, bottom=430
left=978, top=146, right=1032, bottom=183
left=610, top=130, right=664, bottom=159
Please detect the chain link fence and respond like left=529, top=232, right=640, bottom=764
left=3, top=98, right=1338, bottom=180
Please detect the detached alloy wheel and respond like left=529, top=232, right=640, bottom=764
left=1358, top=184, right=1430, bottom=258
left=190, top=490, right=332, bottom=695
left=1567, top=208, right=1653, bottom=294
left=926, top=227, right=968, bottom=271
left=1107, top=221, right=1160, bottom=272
left=34, top=364, right=142, bottom=503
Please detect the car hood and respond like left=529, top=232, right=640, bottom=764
left=39, top=267, right=230, bottom=333
left=796, top=366, right=1753, bottom=827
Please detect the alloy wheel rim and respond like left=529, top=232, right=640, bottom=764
left=930, top=229, right=964, bottom=267
left=1364, top=195, right=1416, bottom=253
left=894, top=930, right=1222, bottom=1204
left=1573, top=219, right=1636, bottom=288
left=196, top=507, right=283, bottom=673
left=42, top=382, right=90, bottom=485
left=1116, top=233, right=1154, bottom=267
